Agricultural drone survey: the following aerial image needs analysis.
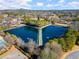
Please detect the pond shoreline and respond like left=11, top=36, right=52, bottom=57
left=3, top=23, right=69, bottom=32
left=3, top=24, right=26, bottom=32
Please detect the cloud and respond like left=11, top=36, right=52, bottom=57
left=46, top=4, right=53, bottom=7
left=19, top=0, right=32, bottom=2
left=0, top=0, right=79, bottom=10
left=59, top=0, right=64, bottom=3
left=68, top=1, right=79, bottom=6
left=18, top=0, right=32, bottom=6
left=19, top=0, right=32, bottom=4
left=47, top=0, right=52, bottom=1
left=20, top=7, right=31, bottom=9
left=0, top=0, right=32, bottom=9
left=36, top=2, right=44, bottom=6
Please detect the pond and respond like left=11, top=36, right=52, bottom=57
left=5, top=25, right=68, bottom=44
left=65, top=51, right=79, bottom=59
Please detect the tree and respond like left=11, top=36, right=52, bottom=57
left=66, top=34, right=76, bottom=50
left=25, top=39, right=36, bottom=55
left=16, top=37, right=25, bottom=47
left=59, top=38, right=67, bottom=52
left=39, top=41, right=63, bottom=59
left=49, top=38, right=58, bottom=43
left=76, top=36, right=79, bottom=45
left=39, top=46, right=50, bottom=59
left=49, top=40, right=63, bottom=57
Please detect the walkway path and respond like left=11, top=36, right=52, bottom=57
left=0, top=45, right=28, bottom=59
left=54, top=23, right=69, bottom=27
left=61, top=45, right=79, bottom=59
left=3, top=24, right=26, bottom=31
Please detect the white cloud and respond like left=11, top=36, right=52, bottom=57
left=18, top=0, right=32, bottom=6
left=0, top=0, right=4, bottom=2
left=58, top=1, right=79, bottom=9
left=59, top=0, right=64, bottom=3
left=20, top=7, right=31, bottom=9
left=47, top=0, right=52, bottom=1
left=46, top=4, right=53, bottom=7
left=0, top=0, right=79, bottom=10
left=20, top=3, right=31, bottom=7
left=19, top=0, right=32, bottom=3
left=36, top=2, right=44, bottom=6
left=68, top=1, right=79, bottom=6
left=0, top=0, right=32, bottom=9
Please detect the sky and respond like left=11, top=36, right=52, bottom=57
left=0, top=0, right=79, bottom=10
